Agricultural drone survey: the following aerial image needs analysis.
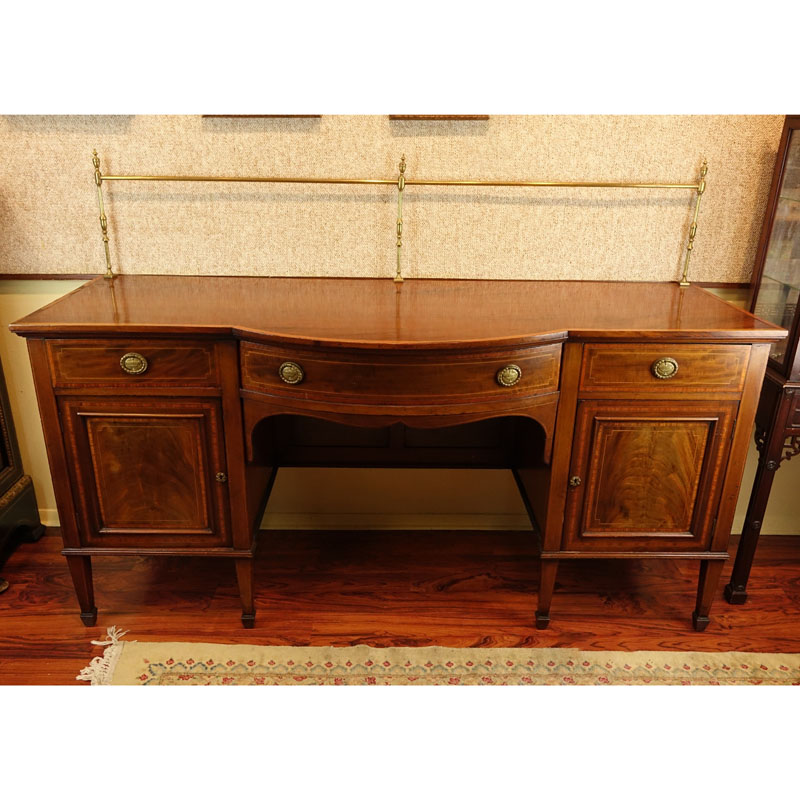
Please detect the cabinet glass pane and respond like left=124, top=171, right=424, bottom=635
left=754, top=129, right=800, bottom=366
left=753, top=275, right=798, bottom=363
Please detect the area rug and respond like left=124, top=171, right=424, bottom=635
left=75, top=628, right=800, bottom=685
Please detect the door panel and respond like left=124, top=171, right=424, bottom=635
left=87, top=415, right=210, bottom=529
left=563, top=400, right=737, bottom=552
left=61, top=398, right=230, bottom=548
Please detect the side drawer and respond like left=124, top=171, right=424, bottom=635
left=579, top=343, right=750, bottom=396
left=47, top=339, right=220, bottom=389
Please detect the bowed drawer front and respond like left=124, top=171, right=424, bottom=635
left=240, top=341, right=562, bottom=405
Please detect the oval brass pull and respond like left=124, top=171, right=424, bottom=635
left=119, top=352, right=148, bottom=375
left=496, top=364, right=522, bottom=387
left=215, top=472, right=227, bottom=483
left=278, top=361, right=305, bottom=385
left=569, top=476, right=581, bottom=487
left=651, top=357, right=679, bottom=380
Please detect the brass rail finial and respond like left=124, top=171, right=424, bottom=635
left=394, top=154, right=407, bottom=283
left=92, top=150, right=114, bottom=279
left=679, top=158, right=708, bottom=287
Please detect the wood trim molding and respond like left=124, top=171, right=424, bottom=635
left=695, top=282, right=749, bottom=289
left=201, top=115, right=321, bottom=119
left=0, top=276, right=750, bottom=287
left=389, top=115, right=489, bottom=121
left=0, top=274, right=99, bottom=281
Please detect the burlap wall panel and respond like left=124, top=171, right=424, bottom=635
left=0, top=115, right=784, bottom=281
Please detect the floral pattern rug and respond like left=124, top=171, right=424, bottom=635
left=76, top=628, right=800, bottom=686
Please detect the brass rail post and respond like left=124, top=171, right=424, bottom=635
left=679, top=159, right=708, bottom=287
left=395, top=155, right=406, bottom=283
left=92, top=151, right=114, bottom=280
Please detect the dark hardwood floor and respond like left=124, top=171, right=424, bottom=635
left=2, top=528, right=800, bottom=684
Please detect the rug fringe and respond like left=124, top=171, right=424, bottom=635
left=76, top=626, right=131, bottom=685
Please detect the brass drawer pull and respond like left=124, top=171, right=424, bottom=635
left=496, top=364, right=522, bottom=387
left=651, top=357, right=679, bottom=380
left=278, top=361, right=305, bottom=385
left=119, top=352, right=148, bottom=375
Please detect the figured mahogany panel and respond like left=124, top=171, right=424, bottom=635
left=579, top=344, right=750, bottom=395
left=586, top=420, right=708, bottom=532
left=88, top=417, right=208, bottom=528
left=60, top=398, right=230, bottom=548
left=562, top=400, right=737, bottom=552
left=47, top=339, right=218, bottom=389
left=241, top=341, right=561, bottom=406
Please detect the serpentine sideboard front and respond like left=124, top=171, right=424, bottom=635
left=10, top=276, right=786, bottom=630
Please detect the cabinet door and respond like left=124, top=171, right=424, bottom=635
left=60, top=398, right=230, bottom=548
left=562, top=400, right=737, bottom=552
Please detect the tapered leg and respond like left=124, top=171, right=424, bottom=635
left=692, top=559, right=725, bottom=632
left=726, top=387, right=795, bottom=605
left=724, top=459, right=779, bottom=605
left=235, top=557, right=255, bottom=628
left=535, top=560, right=559, bottom=629
left=65, top=555, right=97, bottom=626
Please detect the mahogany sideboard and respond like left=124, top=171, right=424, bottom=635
left=9, top=276, right=786, bottom=630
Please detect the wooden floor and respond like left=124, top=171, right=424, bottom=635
left=2, top=529, right=800, bottom=684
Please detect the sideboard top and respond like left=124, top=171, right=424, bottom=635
left=10, top=276, right=787, bottom=348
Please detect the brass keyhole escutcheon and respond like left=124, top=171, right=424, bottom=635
left=119, top=352, right=148, bottom=375
left=496, top=364, right=522, bottom=387
left=278, top=361, right=305, bottom=385
left=215, top=472, right=227, bottom=483
left=651, top=357, right=679, bottom=380
left=569, top=476, right=582, bottom=488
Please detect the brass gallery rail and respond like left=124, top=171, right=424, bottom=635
left=91, top=151, right=708, bottom=286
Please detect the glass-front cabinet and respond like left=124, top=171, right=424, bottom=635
left=751, top=115, right=800, bottom=379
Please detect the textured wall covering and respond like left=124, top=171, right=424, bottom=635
left=0, top=115, right=785, bottom=282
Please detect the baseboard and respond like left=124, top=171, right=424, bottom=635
left=260, top=512, right=534, bottom=531
left=731, top=512, right=800, bottom=536
left=37, top=507, right=800, bottom=534
left=38, top=508, right=60, bottom=528
left=38, top=508, right=534, bottom=532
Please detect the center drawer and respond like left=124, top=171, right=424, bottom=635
left=240, top=341, right=561, bottom=405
